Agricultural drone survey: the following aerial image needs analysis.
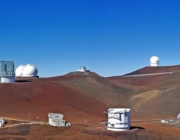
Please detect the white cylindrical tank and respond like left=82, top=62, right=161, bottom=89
left=150, top=56, right=160, bottom=66
left=107, top=108, right=131, bottom=131
left=0, top=118, right=5, bottom=124
left=0, top=118, right=5, bottom=127
left=177, top=113, right=180, bottom=121
left=161, top=120, right=166, bottom=123
left=22, top=64, right=38, bottom=77
left=15, top=65, right=25, bottom=77
left=1, top=76, right=15, bottom=83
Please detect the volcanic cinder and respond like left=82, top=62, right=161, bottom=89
left=0, top=66, right=180, bottom=139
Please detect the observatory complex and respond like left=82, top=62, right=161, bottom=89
left=15, top=64, right=38, bottom=77
left=76, top=66, right=90, bottom=72
left=0, top=61, right=15, bottom=83
left=150, top=56, right=160, bottom=67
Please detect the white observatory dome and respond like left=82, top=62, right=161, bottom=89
left=177, top=113, right=180, bottom=121
left=150, top=56, right=160, bottom=67
left=80, top=66, right=86, bottom=70
left=15, top=65, right=25, bottom=77
left=22, top=64, right=38, bottom=77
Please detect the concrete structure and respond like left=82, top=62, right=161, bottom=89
left=0, top=61, right=15, bottom=83
left=76, top=66, right=90, bottom=72
left=0, top=118, right=5, bottom=127
left=150, top=56, right=160, bottom=66
left=48, top=113, right=71, bottom=127
left=177, top=113, right=180, bottom=121
left=15, top=64, right=38, bottom=77
left=107, top=108, right=131, bottom=131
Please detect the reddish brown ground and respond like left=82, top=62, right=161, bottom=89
left=0, top=77, right=107, bottom=122
left=108, top=66, right=180, bottom=118
left=0, top=121, right=179, bottom=140
left=0, top=66, right=180, bottom=139
left=124, top=65, right=180, bottom=75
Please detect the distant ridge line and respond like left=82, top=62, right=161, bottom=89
left=120, top=71, right=180, bottom=77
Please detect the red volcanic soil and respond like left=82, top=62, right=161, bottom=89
left=124, top=65, right=180, bottom=75
left=108, top=74, right=167, bottom=87
left=0, top=69, right=180, bottom=139
left=0, top=78, right=107, bottom=122
left=48, top=72, right=134, bottom=107
left=0, top=121, right=179, bottom=140
left=108, top=66, right=180, bottom=118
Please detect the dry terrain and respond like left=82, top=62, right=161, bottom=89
left=0, top=65, right=180, bottom=139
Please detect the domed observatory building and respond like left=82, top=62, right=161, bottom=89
left=177, top=113, right=180, bottom=121
left=22, top=64, right=38, bottom=77
left=15, top=64, right=38, bottom=77
left=0, top=61, right=15, bottom=83
left=150, top=56, right=160, bottom=67
left=76, top=66, right=90, bottom=72
left=15, top=65, right=25, bottom=77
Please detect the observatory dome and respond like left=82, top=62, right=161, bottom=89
left=15, top=65, right=25, bottom=77
left=177, top=113, right=180, bottom=121
left=80, top=66, right=86, bottom=70
left=150, top=56, right=160, bottom=66
left=22, top=64, right=38, bottom=77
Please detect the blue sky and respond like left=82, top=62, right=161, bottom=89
left=0, top=0, right=180, bottom=77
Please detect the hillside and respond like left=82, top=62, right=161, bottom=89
left=0, top=68, right=180, bottom=139
left=124, top=65, right=180, bottom=75
left=108, top=66, right=180, bottom=118
left=4, top=67, right=180, bottom=121
left=50, top=72, right=135, bottom=107
left=0, top=78, right=106, bottom=122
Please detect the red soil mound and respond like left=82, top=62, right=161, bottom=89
left=108, top=74, right=167, bottom=87
left=125, top=65, right=180, bottom=75
left=0, top=78, right=107, bottom=122
left=49, top=72, right=134, bottom=107
left=108, top=68, right=180, bottom=118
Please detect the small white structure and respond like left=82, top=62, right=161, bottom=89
left=0, top=118, right=5, bottom=127
left=48, top=113, right=71, bottom=127
left=0, top=61, right=15, bottom=83
left=150, top=56, right=160, bottom=67
left=161, top=119, right=174, bottom=123
left=161, top=120, right=168, bottom=123
left=76, top=66, right=90, bottom=72
left=107, top=108, right=131, bottom=131
left=177, top=113, right=180, bottom=121
left=15, top=64, right=38, bottom=77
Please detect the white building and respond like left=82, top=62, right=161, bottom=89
left=0, top=61, right=15, bottom=83
left=0, top=118, right=5, bottom=127
left=15, top=64, right=38, bottom=77
left=48, top=113, right=71, bottom=127
left=76, top=66, right=90, bottom=72
left=150, top=56, right=160, bottom=67
left=177, top=113, right=180, bottom=121
left=107, top=108, right=131, bottom=131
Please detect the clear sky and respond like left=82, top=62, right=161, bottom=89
left=1, top=0, right=180, bottom=77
